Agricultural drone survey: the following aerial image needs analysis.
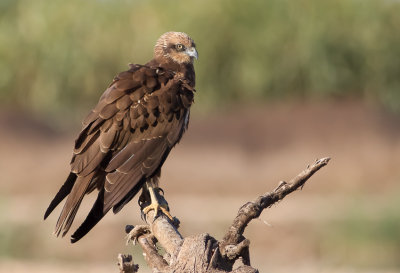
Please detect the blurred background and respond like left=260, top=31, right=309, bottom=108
left=1, top=0, right=400, bottom=272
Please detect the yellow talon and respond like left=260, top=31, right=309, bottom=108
left=143, top=203, right=173, bottom=220
left=142, top=185, right=174, bottom=220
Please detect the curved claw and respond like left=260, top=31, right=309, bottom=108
left=142, top=202, right=173, bottom=220
left=156, top=187, right=165, bottom=196
left=125, top=224, right=151, bottom=245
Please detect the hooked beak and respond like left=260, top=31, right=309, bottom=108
left=186, top=47, right=198, bottom=60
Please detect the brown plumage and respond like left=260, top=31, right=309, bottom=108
left=44, top=32, right=198, bottom=243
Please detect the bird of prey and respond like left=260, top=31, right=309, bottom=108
left=44, top=32, right=198, bottom=243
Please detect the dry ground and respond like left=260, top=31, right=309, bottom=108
left=0, top=99, right=399, bottom=273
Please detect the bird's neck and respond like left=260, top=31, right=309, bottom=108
left=147, top=58, right=195, bottom=87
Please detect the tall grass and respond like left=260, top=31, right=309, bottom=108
left=1, top=0, right=400, bottom=120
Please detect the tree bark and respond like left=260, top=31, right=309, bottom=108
left=119, top=157, right=330, bottom=273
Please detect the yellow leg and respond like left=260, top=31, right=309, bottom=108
left=142, top=185, right=173, bottom=220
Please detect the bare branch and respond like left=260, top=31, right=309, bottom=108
left=117, top=254, right=138, bottom=273
left=119, top=157, right=330, bottom=273
left=137, top=235, right=168, bottom=272
left=146, top=209, right=183, bottom=260
left=220, top=157, right=331, bottom=254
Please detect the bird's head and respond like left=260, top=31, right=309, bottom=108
left=154, top=32, right=198, bottom=65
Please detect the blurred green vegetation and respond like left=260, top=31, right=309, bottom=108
left=1, top=0, right=400, bottom=122
left=317, top=194, right=400, bottom=268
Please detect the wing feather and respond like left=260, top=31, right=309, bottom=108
left=82, top=110, right=98, bottom=126
left=116, top=95, right=133, bottom=110
left=116, top=138, right=165, bottom=174
left=115, top=79, right=141, bottom=91
left=99, top=103, right=119, bottom=119
left=103, top=86, right=125, bottom=104
left=71, top=141, right=103, bottom=175
left=46, top=63, right=195, bottom=242
left=87, top=118, right=105, bottom=135
left=74, top=130, right=100, bottom=155
left=103, top=168, right=143, bottom=210
left=100, top=124, right=118, bottom=152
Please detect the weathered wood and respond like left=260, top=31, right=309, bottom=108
left=122, top=157, right=331, bottom=273
left=117, top=254, right=138, bottom=273
left=146, top=210, right=183, bottom=259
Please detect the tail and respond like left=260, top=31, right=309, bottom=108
left=70, top=188, right=106, bottom=243
left=44, top=173, right=77, bottom=220
left=54, top=172, right=95, bottom=238
left=71, top=178, right=144, bottom=243
left=45, top=171, right=144, bottom=243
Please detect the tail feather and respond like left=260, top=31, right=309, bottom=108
left=70, top=189, right=106, bottom=243
left=54, top=172, right=94, bottom=237
left=57, top=197, right=84, bottom=237
left=71, top=178, right=145, bottom=243
left=44, top=173, right=77, bottom=220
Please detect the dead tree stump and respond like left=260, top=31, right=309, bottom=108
left=118, top=157, right=330, bottom=273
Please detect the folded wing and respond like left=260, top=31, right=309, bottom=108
left=44, top=64, right=194, bottom=242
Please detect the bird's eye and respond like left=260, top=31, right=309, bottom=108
left=175, top=44, right=184, bottom=51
